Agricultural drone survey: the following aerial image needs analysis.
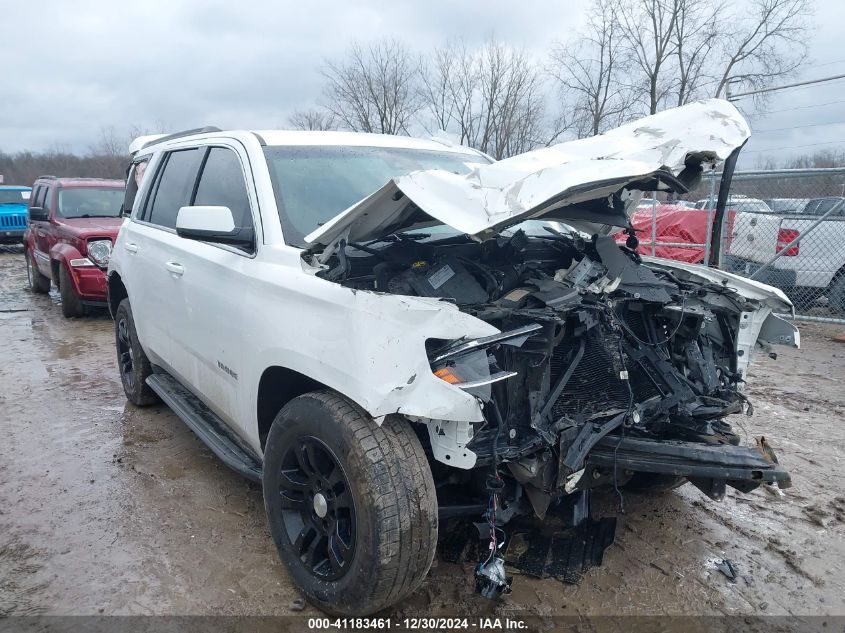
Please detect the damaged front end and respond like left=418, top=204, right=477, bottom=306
left=298, top=99, right=798, bottom=591
left=312, top=227, right=794, bottom=513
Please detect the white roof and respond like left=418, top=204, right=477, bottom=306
left=254, top=130, right=480, bottom=154
left=130, top=128, right=483, bottom=156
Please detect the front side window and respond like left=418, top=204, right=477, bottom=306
left=193, top=148, right=253, bottom=231
left=263, top=145, right=486, bottom=247
left=57, top=188, right=124, bottom=219
left=146, top=149, right=203, bottom=229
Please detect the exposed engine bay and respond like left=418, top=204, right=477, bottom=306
left=309, top=221, right=792, bottom=522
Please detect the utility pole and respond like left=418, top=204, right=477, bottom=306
left=727, top=73, right=845, bottom=101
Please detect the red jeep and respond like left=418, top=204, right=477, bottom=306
left=23, top=176, right=126, bottom=317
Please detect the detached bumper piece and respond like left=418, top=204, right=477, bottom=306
left=441, top=491, right=617, bottom=585
left=587, top=436, right=791, bottom=500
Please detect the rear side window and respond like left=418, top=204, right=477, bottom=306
left=146, top=149, right=203, bottom=229
left=193, top=148, right=253, bottom=230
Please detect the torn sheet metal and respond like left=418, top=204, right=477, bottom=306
left=306, top=99, right=750, bottom=248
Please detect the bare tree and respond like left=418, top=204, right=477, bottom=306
left=476, top=41, right=546, bottom=158
left=288, top=108, right=336, bottom=131
left=417, top=38, right=549, bottom=158
left=321, top=40, right=422, bottom=135
left=713, top=0, right=811, bottom=99
left=548, top=0, right=634, bottom=137
left=617, top=0, right=681, bottom=114
left=419, top=41, right=484, bottom=147
left=673, top=0, right=721, bottom=105
left=418, top=44, right=459, bottom=134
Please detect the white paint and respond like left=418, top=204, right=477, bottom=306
left=176, top=206, right=236, bottom=233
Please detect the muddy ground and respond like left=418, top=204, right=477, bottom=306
left=1, top=244, right=843, bottom=620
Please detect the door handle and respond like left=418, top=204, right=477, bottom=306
left=165, top=262, right=184, bottom=276
left=124, top=242, right=139, bottom=253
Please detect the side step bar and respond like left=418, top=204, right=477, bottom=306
left=146, top=371, right=263, bottom=482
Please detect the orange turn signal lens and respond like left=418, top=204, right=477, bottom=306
left=433, top=367, right=462, bottom=384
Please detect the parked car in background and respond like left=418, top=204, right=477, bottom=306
left=800, top=196, right=844, bottom=216
left=0, top=185, right=31, bottom=243
left=23, top=176, right=125, bottom=317
left=695, top=195, right=772, bottom=214
left=726, top=196, right=845, bottom=312
left=762, top=198, right=810, bottom=214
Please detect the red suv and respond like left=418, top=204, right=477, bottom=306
left=24, top=176, right=126, bottom=317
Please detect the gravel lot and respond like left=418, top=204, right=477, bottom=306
left=1, top=244, right=843, bottom=619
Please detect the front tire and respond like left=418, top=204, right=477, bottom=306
left=114, top=299, right=159, bottom=406
left=25, top=250, right=51, bottom=294
left=59, top=265, right=85, bottom=318
left=263, top=391, right=438, bottom=616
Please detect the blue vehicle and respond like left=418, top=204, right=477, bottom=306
left=0, top=185, right=31, bottom=243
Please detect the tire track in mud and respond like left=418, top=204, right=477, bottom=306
left=0, top=523, right=48, bottom=616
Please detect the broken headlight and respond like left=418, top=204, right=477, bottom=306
left=428, top=323, right=541, bottom=400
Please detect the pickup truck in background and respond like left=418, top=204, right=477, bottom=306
left=725, top=196, right=845, bottom=313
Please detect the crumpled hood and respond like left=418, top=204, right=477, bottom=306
left=306, top=99, right=750, bottom=249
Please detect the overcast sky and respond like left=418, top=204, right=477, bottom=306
left=2, top=0, right=843, bottom=167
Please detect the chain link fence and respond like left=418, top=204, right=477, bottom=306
left=629, top=167, right=845, bottom=324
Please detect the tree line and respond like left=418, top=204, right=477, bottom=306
left=291, top=0, right=811, bottom=157
left=0, top=126, right=151, bottom=186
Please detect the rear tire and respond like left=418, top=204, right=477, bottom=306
left=114, top=299, right=159, bottom=406
left=827, top=274, right=845, bottom=316
left=623, top=472, right=687, bottom=493
left=263, top=391, right=437, bottom=616
left=26, top=250, right=51, bottom=294
left=59, top=265, right=85, bottom=318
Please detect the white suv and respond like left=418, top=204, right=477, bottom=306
left=109, top=100, right=798, bottom=615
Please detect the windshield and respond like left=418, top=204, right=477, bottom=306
left=58, top=187, right=125, bottom=219
left=0, top=190, right=30, bottom=205
left=263, top=145, right=487, bottom=247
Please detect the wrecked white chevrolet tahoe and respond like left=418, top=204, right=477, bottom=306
left=108, top=99, right=798, bottom=615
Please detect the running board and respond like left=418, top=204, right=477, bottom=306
left=146, top=371, right=263, bottom=482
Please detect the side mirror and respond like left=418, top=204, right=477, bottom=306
left=28, top=207, right=48, bottom=222
left=175, top=206, right=253, bottom=249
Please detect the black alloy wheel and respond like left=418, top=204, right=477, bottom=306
left=117, top=317, right=135, bottom=391
left=113, top=299, right=159, bottom=406
left=278, top=436, right=356, bottom=581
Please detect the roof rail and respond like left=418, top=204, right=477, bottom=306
left=141, top=126, right=222, bottom=150
left=36, top=175, right=58, bottom=180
